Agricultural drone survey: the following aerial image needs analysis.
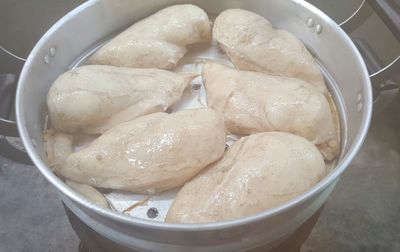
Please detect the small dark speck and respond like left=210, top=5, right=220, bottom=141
left=217, top=46, right=226, bottom=54
left=98, top=188, right=113, bottom=194
left=147, top=207, right=158, bottom=219
left=166, top=108, right=173, bottom=113
left=192, top=83, right=201, bottom=90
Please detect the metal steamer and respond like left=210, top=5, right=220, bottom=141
left=1, top=0, right=399, bottom=251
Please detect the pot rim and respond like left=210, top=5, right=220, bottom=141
left=15, top=0, right=372, bottom=231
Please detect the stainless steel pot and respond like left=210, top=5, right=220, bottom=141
left=3, top=0, right=399, bottom=251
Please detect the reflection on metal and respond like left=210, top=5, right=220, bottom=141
left=340, top=0, right=374, bottom=33
left=0, top=45, right=26, bottom=62
left=315, top=24, right=323, bottom=33
left=307, top=18, right=315, bottom=27
left=370, top=56, right=400, bottom=85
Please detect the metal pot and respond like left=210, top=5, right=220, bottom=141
left=2, top=0, right=399, bottom=251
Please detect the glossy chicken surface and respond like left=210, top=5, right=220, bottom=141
left=89, top=4, right=211, bottom=69
left=166, top=132, right=327, bottom=223
left=213, top=9, right=327, bottom=94
left=203, top=63, right=339, bottom=160
left=47, top=65, right=195, bottom=134
left=55, top=108, right=226, bottom=194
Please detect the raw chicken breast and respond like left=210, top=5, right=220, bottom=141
left=203, top=63, right=339, bottom=160
left=55, top=108, right=226, bottom=194
left=47, top=65, right=195, bottom=134
left=89, top=4, right=211, bottom=69
left=213, top=9, right=327, bottom=94
left=166, top=132, right=327, bottom=223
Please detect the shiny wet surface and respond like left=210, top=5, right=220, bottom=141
left=0, top=97, right=399, bottom=251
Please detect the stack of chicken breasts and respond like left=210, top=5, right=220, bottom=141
left=45, top=5, right=340, bottom=223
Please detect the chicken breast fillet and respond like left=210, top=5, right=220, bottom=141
left=89, top=4, right=211, bottom=69
left=213, top=9, right=327, bottom=94
left=47, top=65, right=195, bottom=134
left=55, top=108, right=226, bottom=194
left=203, top=63, right=339, bottom=160
left=44, top=131, right=109, bottom=208
left=166, top=132, right=327, bottom=223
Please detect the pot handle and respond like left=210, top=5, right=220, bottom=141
left=0, top=74, right=19, bottom=137
left=340, top=0, right=400, bottom=111
left=366, top=0, right=400, bottom=87
left=0, top=72, right=32, bottom=165
left=353, top=39, right=399, bottom=112
left=368, top=0, right=400, bottom=41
